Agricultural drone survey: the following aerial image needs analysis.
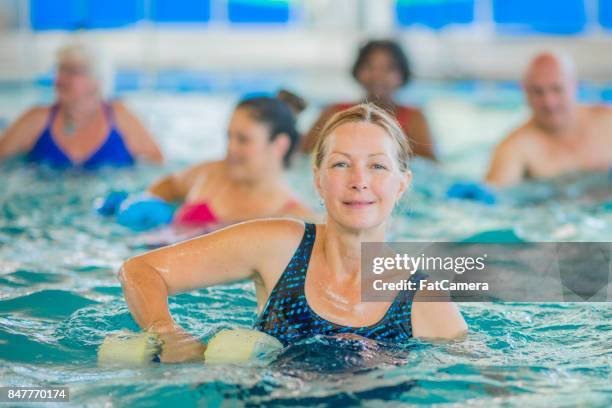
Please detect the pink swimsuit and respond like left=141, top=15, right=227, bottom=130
left=173, top=200, right=300, bottom=227
left=173, top=202, right=218, bottom=226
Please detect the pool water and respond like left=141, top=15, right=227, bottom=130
left=0, top=84, right=611, bottom=407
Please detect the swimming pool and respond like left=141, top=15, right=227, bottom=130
left=0, top=80, right=610, bottom=406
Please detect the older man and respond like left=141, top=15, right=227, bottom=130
left=485, top=52, right=612, bottom=187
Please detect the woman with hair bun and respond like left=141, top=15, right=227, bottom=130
left=117, top=90, right=316, bottom=234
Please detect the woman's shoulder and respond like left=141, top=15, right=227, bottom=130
left=411, top=288, right=468, bottom=340
left=231, top=218, right=308, bottom=238
left=107, top=100, right=138, bottom=128
left=0, top=105, right=51, bottom=156
left=22, top=105, right=52, bottom=122
left=218, top=218, right=311, bottom=262
left=328, top=102, right=358, bottom=112
left=177, top=159, right=223, bottom=180
left=107, top=99, right=128, bottom=116
left=192, top=159, right=223, bottom=173
left=394, top=104, right=423, bottom=117
left=393, top=104, right=427, bottom=128
left=109, top=99, right=130, bottom=112
left=10, top=104, right=51, bottom=136
left=108, top=100, right=147, bottom=124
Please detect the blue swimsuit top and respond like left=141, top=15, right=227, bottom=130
left=27, top=103, right=134, bottom=169
left=254, top=223, right=424, bottom=346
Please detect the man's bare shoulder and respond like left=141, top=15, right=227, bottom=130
left=588, top=104, right=612, bottom=122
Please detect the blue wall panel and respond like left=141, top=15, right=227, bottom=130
left=30, top=0, right=597, bottom=33
left=493, top=0, right=586, bottom=34
left=396, top=0, right=475, bottom=29
left=31, top=0, right=85, bottom=30
left=151, top=0, right=211, bottom=23
left=87, top=0, right=143, bottom=28
left=31, top=0, right=143, bottom=30
left=600, top=0, right=612, bottom=29
left=228, top=0, right=290, bottom=24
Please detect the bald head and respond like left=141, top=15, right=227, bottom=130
left=524, top=52, right=576, bottom=83
left=522, top=52, right=578, bottom=132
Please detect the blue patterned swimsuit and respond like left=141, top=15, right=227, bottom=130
left=254, top=223, right=424, bottom=346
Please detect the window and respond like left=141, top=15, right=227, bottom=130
left=492, top=0, right=587, bottom=35
left=396, top=0, right=475, bottom=29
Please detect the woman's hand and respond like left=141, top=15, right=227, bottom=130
left=155, top=328, right=206, bottom=363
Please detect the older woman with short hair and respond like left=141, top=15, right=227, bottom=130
left=0, top=43, right=163, bottom=168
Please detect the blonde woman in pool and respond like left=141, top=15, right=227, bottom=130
left=119, top=104, right=467, bottom=362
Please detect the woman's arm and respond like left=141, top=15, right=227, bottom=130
left=484, top=132, right=528, bottom=188
left=119, top=219, right=304, bottom=331
left=0, top=107, right=47, bottom=160
left=112, top=101, right=164, bottom=164
left=147, top=161, right=212, bottom=202
left=411, top=289, right=468, bottom=340
left=147, top=174, right=185, bottom=202
left=405, top=109, right=437, bottom=161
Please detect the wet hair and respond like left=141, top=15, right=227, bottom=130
left=351, top=40, right=412, bottom=86
left=312, top=103, right=411, bottom=173
left=236, top=89, right=306, bottom=167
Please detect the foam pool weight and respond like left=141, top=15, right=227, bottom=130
left=204, top=328, right=283, bottom=364
left=97, top=329, right=283, bottom=366
left=98, top=331, right=162, bottom=365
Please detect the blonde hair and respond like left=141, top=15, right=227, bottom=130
left=57, top=42, right=114, bottom=97
left=312, top=103, right=411, bottom=172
